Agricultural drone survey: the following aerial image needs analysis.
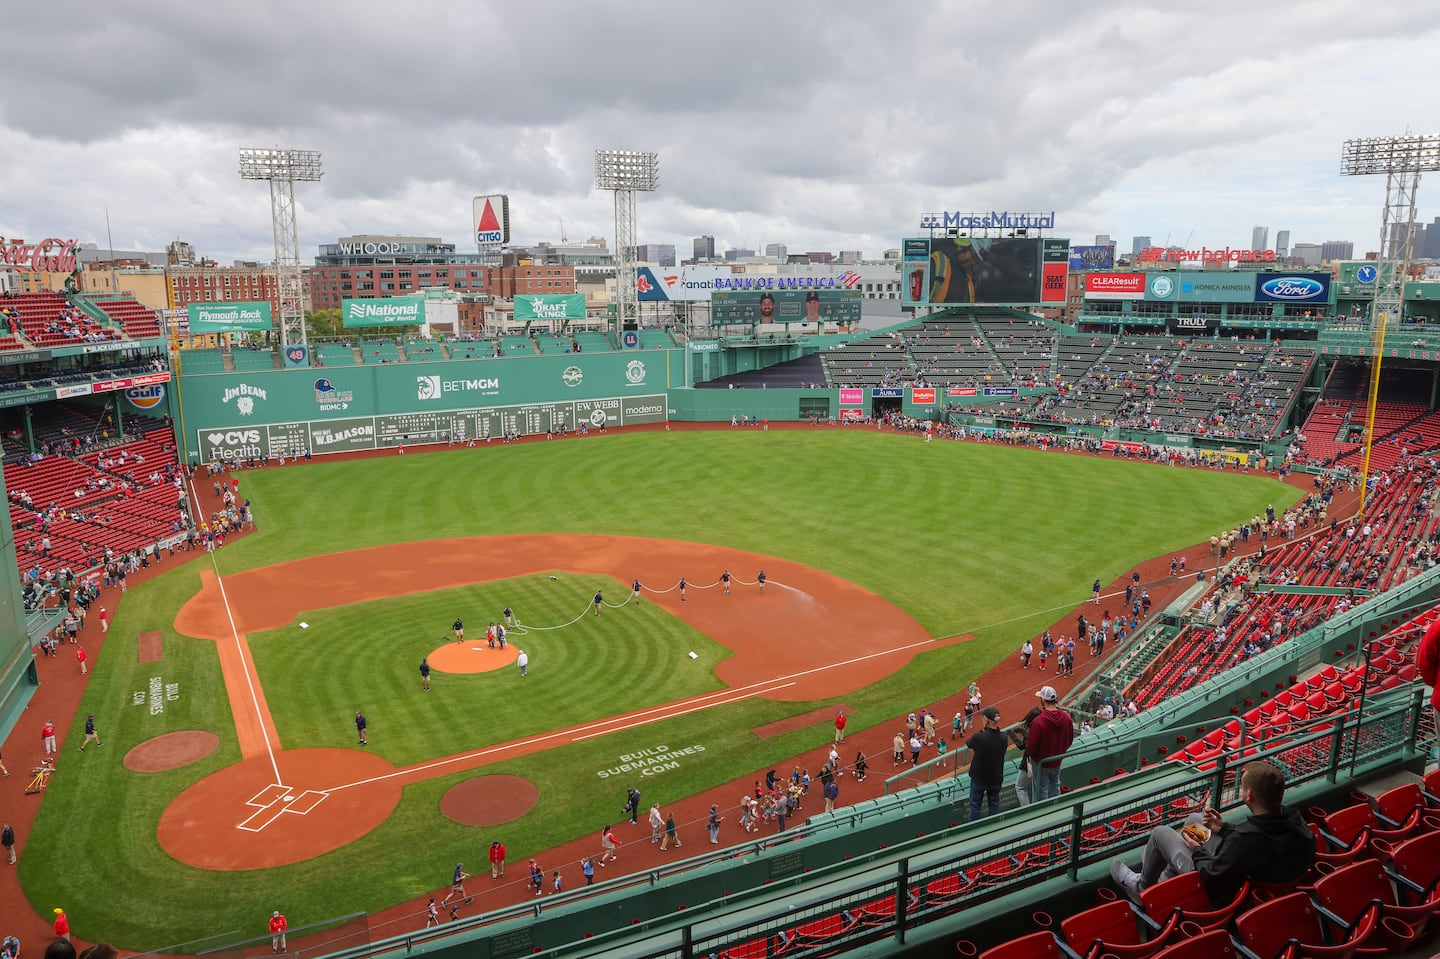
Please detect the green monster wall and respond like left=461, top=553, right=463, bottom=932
left=174, top=351, right=685, bottom=461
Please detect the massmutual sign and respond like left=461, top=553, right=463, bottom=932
left=341, top=295, right=426, bottom=328
left=918, top=210, right=1056, bottom=230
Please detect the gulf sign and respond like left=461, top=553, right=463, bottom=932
left=1254, top=273, right=1330, bottom=303
left=125, top=384, right=166, bottom=410
left=1084, top=273, right=1146, bottom=300
left=911, top=387, right=937, bottom=404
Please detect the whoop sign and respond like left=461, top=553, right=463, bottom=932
left=342, top=296, right=426, bottom=327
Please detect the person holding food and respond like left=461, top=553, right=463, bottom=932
left=1109, top=760, right=1314, bottom=905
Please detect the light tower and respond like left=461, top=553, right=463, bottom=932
left=595, top=149, right=659, bottom=335
left=239, top=147, right=324, bottom=351
left=1340, top=134, right=1440, bottom=509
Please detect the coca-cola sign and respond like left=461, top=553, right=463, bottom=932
left=0, top=237, right=79, bottom=273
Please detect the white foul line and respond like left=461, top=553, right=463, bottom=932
left=324, top=635, right=939, bottom=793
left=189, top=474, right=283, bottom=786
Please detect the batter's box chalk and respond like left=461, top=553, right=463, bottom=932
left=244, top=783, right=290, bottom=808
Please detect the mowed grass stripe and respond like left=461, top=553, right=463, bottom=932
left=249, top=575, right=729, bottom=760
left=19, top=431, right=1301, bottom=946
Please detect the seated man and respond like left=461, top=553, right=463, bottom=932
left=1110, top=759, right=1313, bottom=906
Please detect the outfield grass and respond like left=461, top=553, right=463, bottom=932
left=22, top=431, right=1303, bottom=947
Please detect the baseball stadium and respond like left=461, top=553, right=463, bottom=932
left=3, top=188, right=1440, bottom=959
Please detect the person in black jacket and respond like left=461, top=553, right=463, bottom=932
left=1110, top=760, right=1314, bottom=905
left=966, top=707, right=1008, bottom=821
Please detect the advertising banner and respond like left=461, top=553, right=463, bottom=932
left=1085, top=273, right=1146, bottom=300
left=901, top=237, right=1055, bottom=306
left=473, top=194, right=510, bottom=246
left=636, top=266, right=736, bottom=302
left=839, top=408, right=864, bottom=422
left=871, top=387, right=903, bottom=399
left=514, top=293, right=587, bottom=321
left=947, top=387, right=977, bottom=397
left=838, top=388, right=864, bottom=405
left=911, top=387, right=937, bottom=404
left=341, top=296, right=426, bottom=327
left=1145, top=272, right=1259, bottom=303
left=186, top=301, right=273, bottom=333
left=1168, top=316, right=1218, bottom=334
left=1069, top=245, right=1115, bottom=271
left=710, top=288, right=861, bottom=325
left=1253, top=273, right=1331, bottom=304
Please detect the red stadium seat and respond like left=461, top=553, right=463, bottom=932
left=1149, top=929, right=1235, bottom=959
left=1311, top=858, right=1433, bottom=948
left=1139, top=872, right=1249, bottom=932
left=1235, top=891, right=1380, bottom=959
left=1060, top=899, right=1181, bottom=959
left=979, top=930, right=1067, bottom=959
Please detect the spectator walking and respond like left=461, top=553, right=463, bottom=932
left=707, top=804, right=723, bottom=844
left=516, top=649, right=528, bottom=676
left=624, top=787, right=642, bottom=825
left=488, top=839, right=506, bottom=879
left=76, top=644, right=87, bottom=675
left=661, top=812, right=681, bottom=850
left=2, top=821, right=14, bottom=864
left=41, top=719, right=56, bottom=755
left=581, top=856, right=595, bottom=885
left=78, top=714, right=101, bottom=752
left=354, top=710, right=367, bottom=745
left=648, top=803, right=664, bottom=843
left=54, top=907, right=69, bottom=942
left=600, top=825, right=620, bottom=864
left=528, top=858, right=543, bottom=896
left=419, top=657, right=430, bottom=691
left=834, top=709, right=847, bottom=744
left=854, top=750, right=868, bottom=782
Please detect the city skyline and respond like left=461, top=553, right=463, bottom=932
left=1, top=2, right=1436, bottom=266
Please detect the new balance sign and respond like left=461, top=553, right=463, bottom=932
left=342, top=296, right=426, bottom=327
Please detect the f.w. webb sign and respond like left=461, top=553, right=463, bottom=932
left=341, top=296, right=426, bottom=328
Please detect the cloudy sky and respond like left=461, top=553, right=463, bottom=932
left=2, top=1, right=1436, bottom=264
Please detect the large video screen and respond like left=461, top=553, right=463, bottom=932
left=710, top=288, right=861, bottom=325
left=902, top=237, right=1068, bottom=306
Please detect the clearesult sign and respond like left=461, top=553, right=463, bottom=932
left=342, top=295, right=426, bottom=328
left=1, top=237, right=79, bottom=273
left=187, top=301, right=273, bottom=333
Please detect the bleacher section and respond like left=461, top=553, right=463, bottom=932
left=0, top=292, right=117, bottom=348
left=313, top=341, right=359, bottom=367
left=360, top=341, right=403, bottom=364
left=403, top=337, right=442, bottom=362
left=94, top=297, right=162, bottom=339
left=500, top=335, right=538, bottom=356
left=7, top=423, right=184, bottom=572
left=230, top=348, right=277, bottom=371
left=177, top=348, right=227, bottom=373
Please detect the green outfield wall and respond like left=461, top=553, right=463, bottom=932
left=0, top=468, right=39, bottom=742
left=174, top=351, right=685, bottom=461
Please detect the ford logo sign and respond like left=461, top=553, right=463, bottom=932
left=1259, top=277, right=1324, bottom=300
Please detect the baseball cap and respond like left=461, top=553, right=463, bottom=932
left=981, top=707, right=1001, bottom=722
left=273, top=911, right=280, bottom=918
left=1036, top=686, right=1059, bottom=702
left=758, top=291, right=775, bottom=303
left=805, top=290, right=820, bottom=302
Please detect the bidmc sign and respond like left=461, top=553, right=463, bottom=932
left=1, top=237, right=79, bottom=273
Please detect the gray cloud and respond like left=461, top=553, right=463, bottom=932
left=2, top=1, right=1437, bottom=263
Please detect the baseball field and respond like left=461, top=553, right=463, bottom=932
left=18, top=427, right=1302, bottom=948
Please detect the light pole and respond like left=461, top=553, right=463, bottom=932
left=239, top=147, right=324, bottom=353
left=595, top=149, right=659, bottom=340
left=1340, top=134, right=1440, bottom=512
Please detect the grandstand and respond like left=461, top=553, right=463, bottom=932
left=0, top=291, right=117, bottom=348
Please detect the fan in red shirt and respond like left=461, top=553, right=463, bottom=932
left=1418, top=619, right=1440, bottom=732
left=269, top=910, right=287, bottom=953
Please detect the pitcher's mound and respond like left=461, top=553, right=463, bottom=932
left=440, top=775, right=538, bottom=826
left=126, top=730, right=220, bottom=772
